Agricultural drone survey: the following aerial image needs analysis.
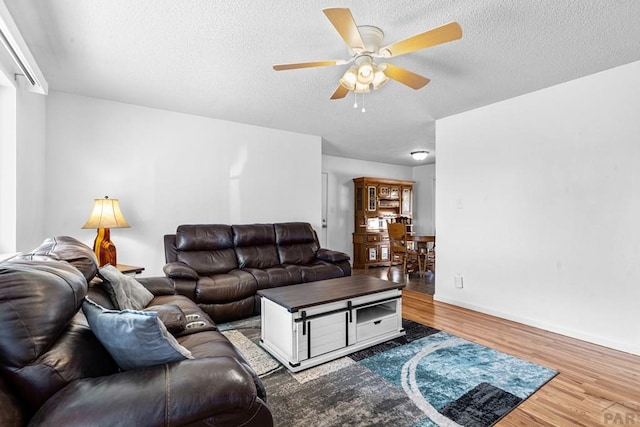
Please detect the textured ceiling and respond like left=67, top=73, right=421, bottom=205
left=5, top=0, right=640, bottom=166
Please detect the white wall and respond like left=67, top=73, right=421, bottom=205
left=16, top=88, right=46, bottom=250
left=412, top=164, right=436, bottom=235
left=436, top=60, right=640, bottom=355
left=0, top=76, right=46, bottom=254
left=322, top=155, right=414, bottom=259
left=0, top=84, right=17, bottom=253
left=45, top=91, right=322, bottom=276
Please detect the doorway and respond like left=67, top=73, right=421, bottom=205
left=320, top=172, right=328, bottom=247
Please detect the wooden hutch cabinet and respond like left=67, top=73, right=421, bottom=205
left=352, top=177, right=415, bottom=269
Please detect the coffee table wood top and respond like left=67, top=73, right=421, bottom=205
left=257, top=276, right=404, bottom=312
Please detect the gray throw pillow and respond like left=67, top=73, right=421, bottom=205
left=83, top=298, right=193, bottom=370
left=98, top=264, right=154, bottom=310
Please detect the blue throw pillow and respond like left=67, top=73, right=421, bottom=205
left=83, top=298, right=193, bottom=370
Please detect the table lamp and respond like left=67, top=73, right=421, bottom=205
left=81, top=196, right=130, bottom=267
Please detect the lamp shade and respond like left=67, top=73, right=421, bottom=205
left=82, top=197, right=130, bottom=229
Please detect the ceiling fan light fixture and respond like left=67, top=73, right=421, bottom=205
left=339, top=66, right=357, bottom=90
left=411, top=150, right=429, bottom=161
left=371, top=68, right=389, bottom=90
left=357, top=64, right=374, bottom=84
left=354, top=81, right=370, bottom=93
left=355, top=56, right=374, bottom=84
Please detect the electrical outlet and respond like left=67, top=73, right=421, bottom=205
left=454, top=274, right=464, bottom=289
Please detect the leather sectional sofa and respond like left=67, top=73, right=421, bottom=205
left=163, top=222, right=351, bottom=322
left=0, top=236, right=272, bottom=427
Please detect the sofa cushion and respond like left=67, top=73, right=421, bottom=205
left=0, top=260, right=87, bottom=371
left=299, top=261, right=345, bottom=282
left=177, top=250, right=239, bottom=275
left=196, top=270, right=257, bottom=304
left=83, top=298, right=193, bottom=370
left=197, top=297, right=256, bottom=324
left=177, top=330, right=249, bottom=361
left=136, top=277, right=177, bottom=296
left=175, top=225, right=239, bottom=275
left=0, top=374, right=24, bottom=426
left=98, top=264, right=154, bottom=310
left=0, top=260, right=120, bottom=414
left=274, top=222, right=320, bottom=265
left=176, top=224, right=233, bottom=251
left=87, top=282, right=119, bottom=310
left=233, top=224, right=280, bottom=269
left=245, top=265, right=302, bottom=290
left=17, top=236, right=98, bottom=282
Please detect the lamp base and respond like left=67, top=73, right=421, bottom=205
left=93, top=228, right=117, bottom=267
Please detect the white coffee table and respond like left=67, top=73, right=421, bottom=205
left=258, top=276, right=405, bottom=372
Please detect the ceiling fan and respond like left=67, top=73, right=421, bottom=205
left=273, top=8, right=462, bottom=100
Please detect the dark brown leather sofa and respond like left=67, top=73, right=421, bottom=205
left=0, top=237, right=272, bottom=427
left=163, top=222, right=351, bottom=322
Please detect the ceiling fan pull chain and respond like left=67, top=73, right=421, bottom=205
left=361, top=93, right=366, bottom=113
left=353, top=91, right=358, bottom=109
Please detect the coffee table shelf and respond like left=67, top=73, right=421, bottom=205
left=258, top=276, right=405, bottom=372
left=357, top=303, right=395, bottom=323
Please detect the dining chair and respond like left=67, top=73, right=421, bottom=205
left=423, top=239, right=436, bottom=273
left=387, top=222, right=420, bottom=277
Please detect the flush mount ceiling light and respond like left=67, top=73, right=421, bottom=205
left=411, top=150, right=429, bottom=161
left=273, top=8, right=462, bottom=101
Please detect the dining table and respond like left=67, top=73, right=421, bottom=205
left=406, top=235, right=435, bottom=275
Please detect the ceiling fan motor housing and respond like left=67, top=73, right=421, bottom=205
left=353, top=25, right=384, bottom=55
left=349, top=27, right=387, bottom=91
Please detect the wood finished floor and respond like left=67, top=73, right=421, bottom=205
left=353, top=268, right=640, bottom=426
left=353, top=265, right=435, bottom=295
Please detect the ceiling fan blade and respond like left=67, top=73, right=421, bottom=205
left=382, top=63, right=430, bottom=90
left=330, top=85, right=349, bottom=100
left=381, top=22, right=462, bottom=57
left=323, top=8, right=365, bottom=51
left=273, top=60, right=346, bottom=71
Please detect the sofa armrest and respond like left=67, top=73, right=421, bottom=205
left=316, top=248, right=350, bottom=263
left=29, top=357, right=272, bottom=427
left=136, top=277, right=175, bottom=296
left=163, top=261, right=199, bottom=280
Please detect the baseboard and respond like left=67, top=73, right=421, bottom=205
left=433, top=295, right=640, bottom=356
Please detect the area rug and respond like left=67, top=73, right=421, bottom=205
left=218, top=317, right=557, bottom=427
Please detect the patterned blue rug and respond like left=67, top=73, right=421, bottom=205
left=220, top=318, right=557, bottom=426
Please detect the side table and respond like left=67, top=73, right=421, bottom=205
left=116, top=264, right=145, bottom=276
